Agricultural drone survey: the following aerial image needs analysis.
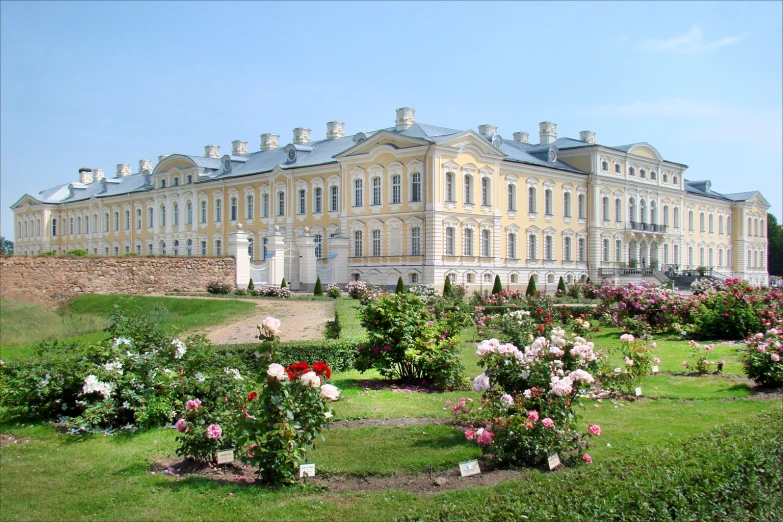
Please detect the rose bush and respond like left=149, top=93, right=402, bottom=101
left=598, top=334, right=657, bottom=395
left=742, top=328, right=783, bottom=387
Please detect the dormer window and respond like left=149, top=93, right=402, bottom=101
left=673, top=175, right=679, bottom=185
left=640, top=169, right=646, bottom=179
left=601, top=161, right=609, bottom=172
left=160, top=179, right=167, bottom=188
left=173, top=177, right=179, bottom=186
left=650, top=171, right=657, bottom=180
left=186, top=175, right=193, bottom=184
left=614, top=164, right=621, bottom=174
left=629, top=167, right=635, bottom=177
left=663, top=173, right=668, bottom=183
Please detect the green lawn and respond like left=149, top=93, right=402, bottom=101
left=0, top=300, right=109, bottom=349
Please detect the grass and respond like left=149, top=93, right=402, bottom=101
left=0, top=296, right=257, bottom=361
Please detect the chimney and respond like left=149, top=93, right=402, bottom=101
left=93, top=168, right=104, bottom=182
left=260, top=133, right=280, bottom=151
left=326, top=121, right=345, bottom=140
left=138, top=159, right=152, bottom=172
left=513, top=132, right=529, bottom=144
left=579, top=130, right=596, bottom=144
left=293, top=127, right=311, bottom=145
left=232, top=140, right=248, bottom=155
left=158, top=154, right=169, bottom=163
left=478, top=124, right=498, bottom=137
left=539, top=121, right=557, bottom=145
left=205, top=145, right=220, bottom=158
left=395, top=107, right=415, bottom=131
left=78, top=167, right=93, bottom=184
left=116, top=163, right=131, bottom=177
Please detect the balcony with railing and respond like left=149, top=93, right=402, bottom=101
left=627, top=221, right=668, bottom=233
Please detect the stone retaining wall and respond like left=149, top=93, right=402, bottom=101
left=0, top=257, right=236, bottom=308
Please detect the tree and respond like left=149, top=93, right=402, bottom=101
left=281, top=278, right=287, bottom=288
left=491, top=275, right=503, bottom=295
left=313, top=276, right=323, bottom=296
left=395, top=276, right=406, bottom=294
left=443, top=276, right=453, bottom=297
left=557, top=276, right=567, bottom=295
left=0, top=237, right=13, bottom=256
left=767, top=213, right=783, bottom=277
left=525, top=275, right=537, bottom=296
left=248, top=278, right=255, bottom=291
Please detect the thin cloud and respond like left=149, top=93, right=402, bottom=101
left=642, top=25, right=743, bottom=54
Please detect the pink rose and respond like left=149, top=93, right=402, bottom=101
left=186, top=398, right=202, bottom=410
left=175, top=419, right=188, bottom=433
left=261, top=316, right=281, bottom=337
left=205, top=424, right=222, bottom=440
left=588, top=424, right=601, bottom=437
left=542, top=418, right=555, bottom=429
left=464, top=428, right=476, bottom=441
left=527, top=410, right=539, bottom=423
left=583, top=453, right=593, bottom=464
left=772, top=354, right=781, bottom=362
left=476, top=428, right=493, bottom=446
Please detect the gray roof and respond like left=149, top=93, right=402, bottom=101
left=722, top=191, right=759, bottom=202
left=682, top=179, right=760, bottom=203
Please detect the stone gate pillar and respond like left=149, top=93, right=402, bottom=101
left=295, top=231, right=317, bottom=292
left=228, top=223, right=249, bottom=288
left=266, top=226, right=286, bottom=287
left=329, top=235, right=350, bottom=285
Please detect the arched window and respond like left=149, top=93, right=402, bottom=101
left=464, top=175, right=473, bottom=205
left=601, top=160, right=608, bottom=171
left=372, top=177, right=381, bottom=206
left=330, top=185, right=339, bottom=211
left=663, top=173, right=668, bottom=183
left=411, top=173, right=421, bottom=202
left=718, top=249, right=723, bottom=267
left=528, top=187, right=536, bottom=213
left=508, top=184, right=517, bottom=211
left=481, top=177, right=491, bottom=206
left=563, top=192, right=571, bottom=217
left=629, top=167, right=636, bottom=177
left=173, top=177, right=179, bottom=186
left=187, top=239, right=193, bottom=256
left=709, top=248, right=714, bottom=267
left=314, top=188, right=322, bottom=214
left=650, top=171, right=657, bottom=180
left=159, top=206, right=166, bottom=227
left=314, top=234, right=322, bottom=258
left=544, top=189, right=553, bottom=215
left=761, top=219, right=765, bottom=237
left=354, top=179, right=363, bottom=207
left=650, top=202, right=657, bottom=225
left=673, top=175, right=678, bottom=185
left=602, top=196, right=609, bottom=221
left=186, top=175, right=193, bottom=184
left=640, top=169, right=646, bottom=179
left=147, top=208, right=154, bottom=228
left=639, top=200, right=646, bottom=223
left=160, top=179, right=167, bottom=188
left=173, top=240, right=179, bottom=256
left=76, top=217, right=81, bottom=234
left=614, top=164, right=621, bottom=174
left=114, top=211, right=120, bottom=231
left=160, top=241, right=167, bottom=255
left=445, top=172, right=455, bottom=202
left=754, top=218, right=759, bottom=236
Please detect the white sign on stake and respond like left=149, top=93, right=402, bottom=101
left=652, top=365, right=659, bottom=374
left=299, top=463, right=316, bottom=478
left=548, top=452, right=561, bottom=470
left=216, top=449, right=234, bottom=465
left=635, top=386, right=643, bottom=397
left=459, top=459, right=481, bottom=477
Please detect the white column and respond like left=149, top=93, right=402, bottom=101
left=266, top=228, right=287, bottom=287
left=228, top=223, right=249, bottom=288
left=296, top=231, right=318, bottom=292
left=329, top=235, right=350, bottom=285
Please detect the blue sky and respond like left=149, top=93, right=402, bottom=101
left=2, top=1, right=781, bottom=240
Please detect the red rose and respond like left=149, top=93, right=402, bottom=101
left=285, top=362, right=311, bottom=380
left=538, top=325, right=545, bottom=332
left=247, top=391, right=258, bottom=401
left=313, top=361, right=332, bottom=379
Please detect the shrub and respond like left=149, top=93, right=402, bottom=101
left=685, top=340, right=719, bottom=374
left=556, top=276, right=567, bottom=296
left=691, top=279, right=769, bottom=340
left=396, top=277, right=406, bottom=294
left=233, top=289, right=247, bottom=296
left=567, top=282, right=582, bottom=299
left=346, top=280, right=367, bottom=299
left=408, top=284, right=439, bottom=306
left=491, top=275, right=503, bottom=295
left=525, top=276, right=537, bottom=296
left=260, top=285, right=291, bottom=299
left=66, top=249, right=89, bottom=257
left=313, top=276, right=323, bottom=296
left=325, top=283, right=341, bottom=298
left=355, top=293, right=466, bottom=390
left=599, top=334, right=656, bottom=395
left=742, top=328, right=783, bottom=386
left=281, top=278, right=287, bottom=288
left=455, top=328, right=602, bottom=467
left=247, top=279, right=254, bottom=291
left=207, top=281, right=232, bottom=295
left=443, top=276, right=453, bottom=297
left=123, top=252, right=140, bottom=257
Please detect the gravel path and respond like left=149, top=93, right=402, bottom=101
left=204, top=299, right=335, bottom=345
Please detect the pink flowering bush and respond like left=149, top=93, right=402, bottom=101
left=597, top=281, right=692, bottom=336
left=599, top=334, right=657, bottom=395
left=686, top=340, right=719, bottom=374
left=455, top=328, right=603, bottom=467
left=742, top=329, right=783, bottom=387
left=691, top=279, right=781, bottom=340
left=175, top=391, right=242, bottom=463
left=345, top=280, right=368, bottom=299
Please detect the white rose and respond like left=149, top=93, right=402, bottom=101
left=267, top=363, right=287, bottom=381
left=300, top=371, right=321, bottom=388
left=261, top=316, right=282, bottom=337
left=320, top=384, right=341, bottom=401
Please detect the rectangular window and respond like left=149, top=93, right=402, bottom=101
left=246, top=195, right=254, bottom=219
left=372, top=229, right=381, bottom=257
left=508, top=185, right=516, bottom=211
left=545, top=236, right=553, bottom=261
left=173, top=205, right=179, bottom=226
left=353, top=231, right=363, bottom=257
left=372, top=178, right=381, bottom=206
left=200, top=201, right=207, bottom=223
left=411, top=227, right=421, bottom=256
left=481, top=229, right=490, bottom=257
left=411, top=172, right=421, bottom=202
left=136, top=244, right=141, bottom=255
left=186, top=203, right=193, bottom=225
left=230, top=197, right=238, bottom=221
left=481, top=178, right=490, bottom=206
left=528, top=187, right=536, bottom=213
left=615, top=239, right=622, bottom=262
left=354, top=180, right=363, bottom=207
left=603, top=238, right=610, bottom=262
left=563, top=192, right=570, bottom=217
left=463, top=229, right=473, bottom=256
left=578, top=238, right=586, bottom=262
left=201, top=241, right=207, bottom=256
left=314, top=189, right=322, bottom=214
left=263, top=194, right=270, bottom=218
left=215, top=240, right=222, bottom=256
left=392, top=175, right=401, bottom=204
left=148, top=243, right=153, bottom=255
left=578, top=194, right=585, bottom=219
left=299, top=189, right=306, bottom=214
left=104, top=213, right=110, bottom=232
left=136, top=209, right=142, bottom=230
left=564, top=237, right=572, bottom=261
left=602, top=198, right=609, bottom=221
left=545, top=190, right=552, bottom=216
left=445, top=227, right=455, bottom=256
left=215, top=199, right=222, bottom=222
left=528, top=235, right=536, bottom=260
left=615, top=199, right=622, bottom=222
left=114, top=212, right=119, bottom=231
left=446, top=173, right=454, bottom=202
left=330, top=186, right=339, bottom=211
left=147, top=208, right=153, bottom=228
left=160, top=207, right=166, bottom=227
left=84, top=217, right=89, bottom=235
left=69, top=218, right=74, bottom=235
left=507, top=233, right=516, bottom=259
left=114, top=246, right=119, bottom=256
left=124, top=210, right=130, bottom=230
left=278, top=192, right=285, bottom=216
left=464, top=176, right=473, bottom=205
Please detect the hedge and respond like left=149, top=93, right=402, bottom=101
left=401, top=406, right=783, bottom=522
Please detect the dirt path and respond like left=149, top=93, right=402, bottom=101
left=201, top=299, right=335, bottom=344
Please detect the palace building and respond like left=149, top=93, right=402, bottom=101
left=11, top=107, right=770, bottom=290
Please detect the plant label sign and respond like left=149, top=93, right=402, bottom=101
left=216, top=449, right=234, bottom=465
left=548, top=452, right=561, bottom=470
left=652, top=365, right=659, bottom=374
left=299, top=463, right=316, bottom=478
left=635, top=386, right=643, bottom=397
left=459, top=459, right=481, bottom=477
